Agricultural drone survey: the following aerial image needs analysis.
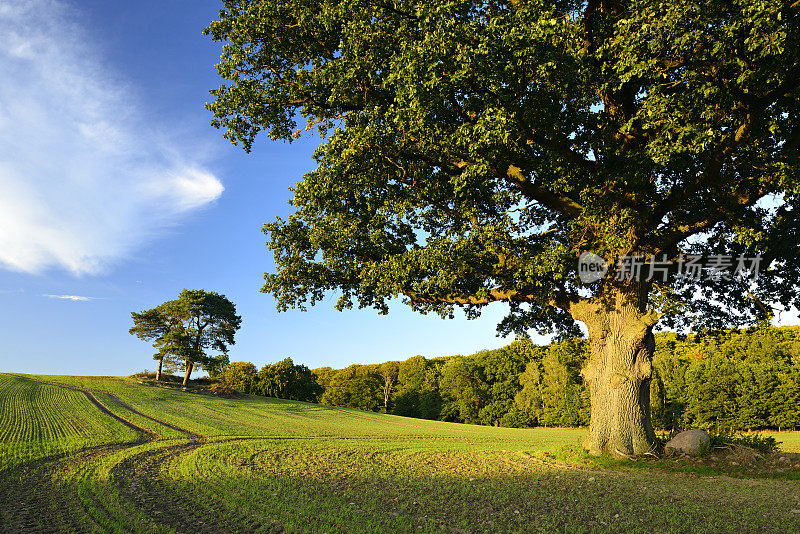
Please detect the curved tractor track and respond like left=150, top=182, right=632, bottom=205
left=0, top=443, right=125, bottom=533
left=0, top=377, right=253, bottom=533
left=0, top=376, right=626, bottom=534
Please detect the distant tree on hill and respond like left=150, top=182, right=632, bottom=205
left=312, top=367, right=337, bottom=392
left=439, top=356, right=488, bottom=424
left=128, top=307, right=183, bottom=381
left=539, top=340, right=590, bottom=427
left=514, top=339, right=589, bottom=427
left=436, top=341, right=533, bottom=426
left=378, top=361, right=400, bottom=411
left=478, top=341, right=532, bottom=426
left=304, top=326, right=800, bottom=431
left=255, top=357, right=322, bottom=402
left=649, top=368, right=669, bottom=430
left=515, top=360, right=544, bottom=426
left=648, top=326, right=800, bottom=432
left=320, top=365, right=383, bottom=411
left=393, top=356, right=442, bottom=420
left=130, top=289, right=241, bottom=387
left=220, top=361, right=258, bottom=393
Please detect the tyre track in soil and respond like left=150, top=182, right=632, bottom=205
left=7, top=377, right=588, bottom=533
left=13, top=377, right=285, bottom=533
left=97, top=391, right=204, bottom=440
left=3, top=376, right=536, bottom=533
left=12, top=377, right=156, bottom=440
left=1, top=377, right=218, bottom=533
left=1, top=377, right=157, bottom=533
left=108, top=435, right=307, bottom=533
left=39, top=379, right=352, bottom=531
left=0, top=443, right=137, bottom=533
left=109, top=441, right=252, bottom=534
left=60, top=381, right=253, bottom=531
left=8, top=376, right=578, bottom=533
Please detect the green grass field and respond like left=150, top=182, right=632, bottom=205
left=1, top=373, right=799, bottom=533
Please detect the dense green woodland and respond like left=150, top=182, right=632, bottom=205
left=219, top=325, right=800, bottom=432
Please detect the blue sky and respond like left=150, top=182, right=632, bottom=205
left=2, top=1, right=797, bottom=377
left=0, top=0, right=538, bottom=376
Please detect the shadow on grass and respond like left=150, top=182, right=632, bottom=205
left=544, top=443, right=800, bottom=481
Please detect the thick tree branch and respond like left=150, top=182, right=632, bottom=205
left=403, top=287, right=577, bottom=311
left=651, top=180, right=771, bottom=251
left=504, top=165, right=584, bottom=218
left=516, top=119, right=598, bottom=170
left=652, top=64, right=799, bottom=228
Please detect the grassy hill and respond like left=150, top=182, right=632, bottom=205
left=1, top=373, right=800, bottom=533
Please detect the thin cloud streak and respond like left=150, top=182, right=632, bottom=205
left=42, top=294, right=99, bottom=302
left=0, top=0, right=224, bottom=275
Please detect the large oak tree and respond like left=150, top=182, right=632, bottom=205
left=205, top=0, right=800, bottom=456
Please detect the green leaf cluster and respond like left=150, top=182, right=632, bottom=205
left=129, top=289, right=242, bottom=379
left=206, top=0, right=800, bottom=335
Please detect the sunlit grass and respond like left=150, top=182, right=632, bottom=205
left=2, top=373, right=800, bottom=533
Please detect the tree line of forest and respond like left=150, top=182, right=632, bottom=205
left=218, top=325, right=800, bottom=432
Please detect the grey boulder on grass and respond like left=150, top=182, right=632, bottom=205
left=665, top=430, right=711, bottom=457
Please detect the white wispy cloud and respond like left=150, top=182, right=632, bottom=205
left=0, top=0, right=224, bottom=275
left=0, top=288, right=24, bottom=294
left=42, top=294, right=98, bottom=301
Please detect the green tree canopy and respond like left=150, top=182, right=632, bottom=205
left=320, top=364, right=383, bottom=410
left=206, top=0, right=800, bottom=456
left=255, top=357, right=322, bottom=401
left=393, top=356, right=442, bottom=419
left=128, top=307, right=186, bottom=381
left=221, top=361, right=259, bottom=393
left=130, top=289, right=242, bottom=386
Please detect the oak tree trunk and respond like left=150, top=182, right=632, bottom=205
left=571, top=282, right=659, bottom=458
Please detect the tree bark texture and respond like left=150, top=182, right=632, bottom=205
left=571, top=282, right=659, bottom=458
left=183, top=360, right=194, bottom=387
left=156, top=358, right=163, bottom=381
